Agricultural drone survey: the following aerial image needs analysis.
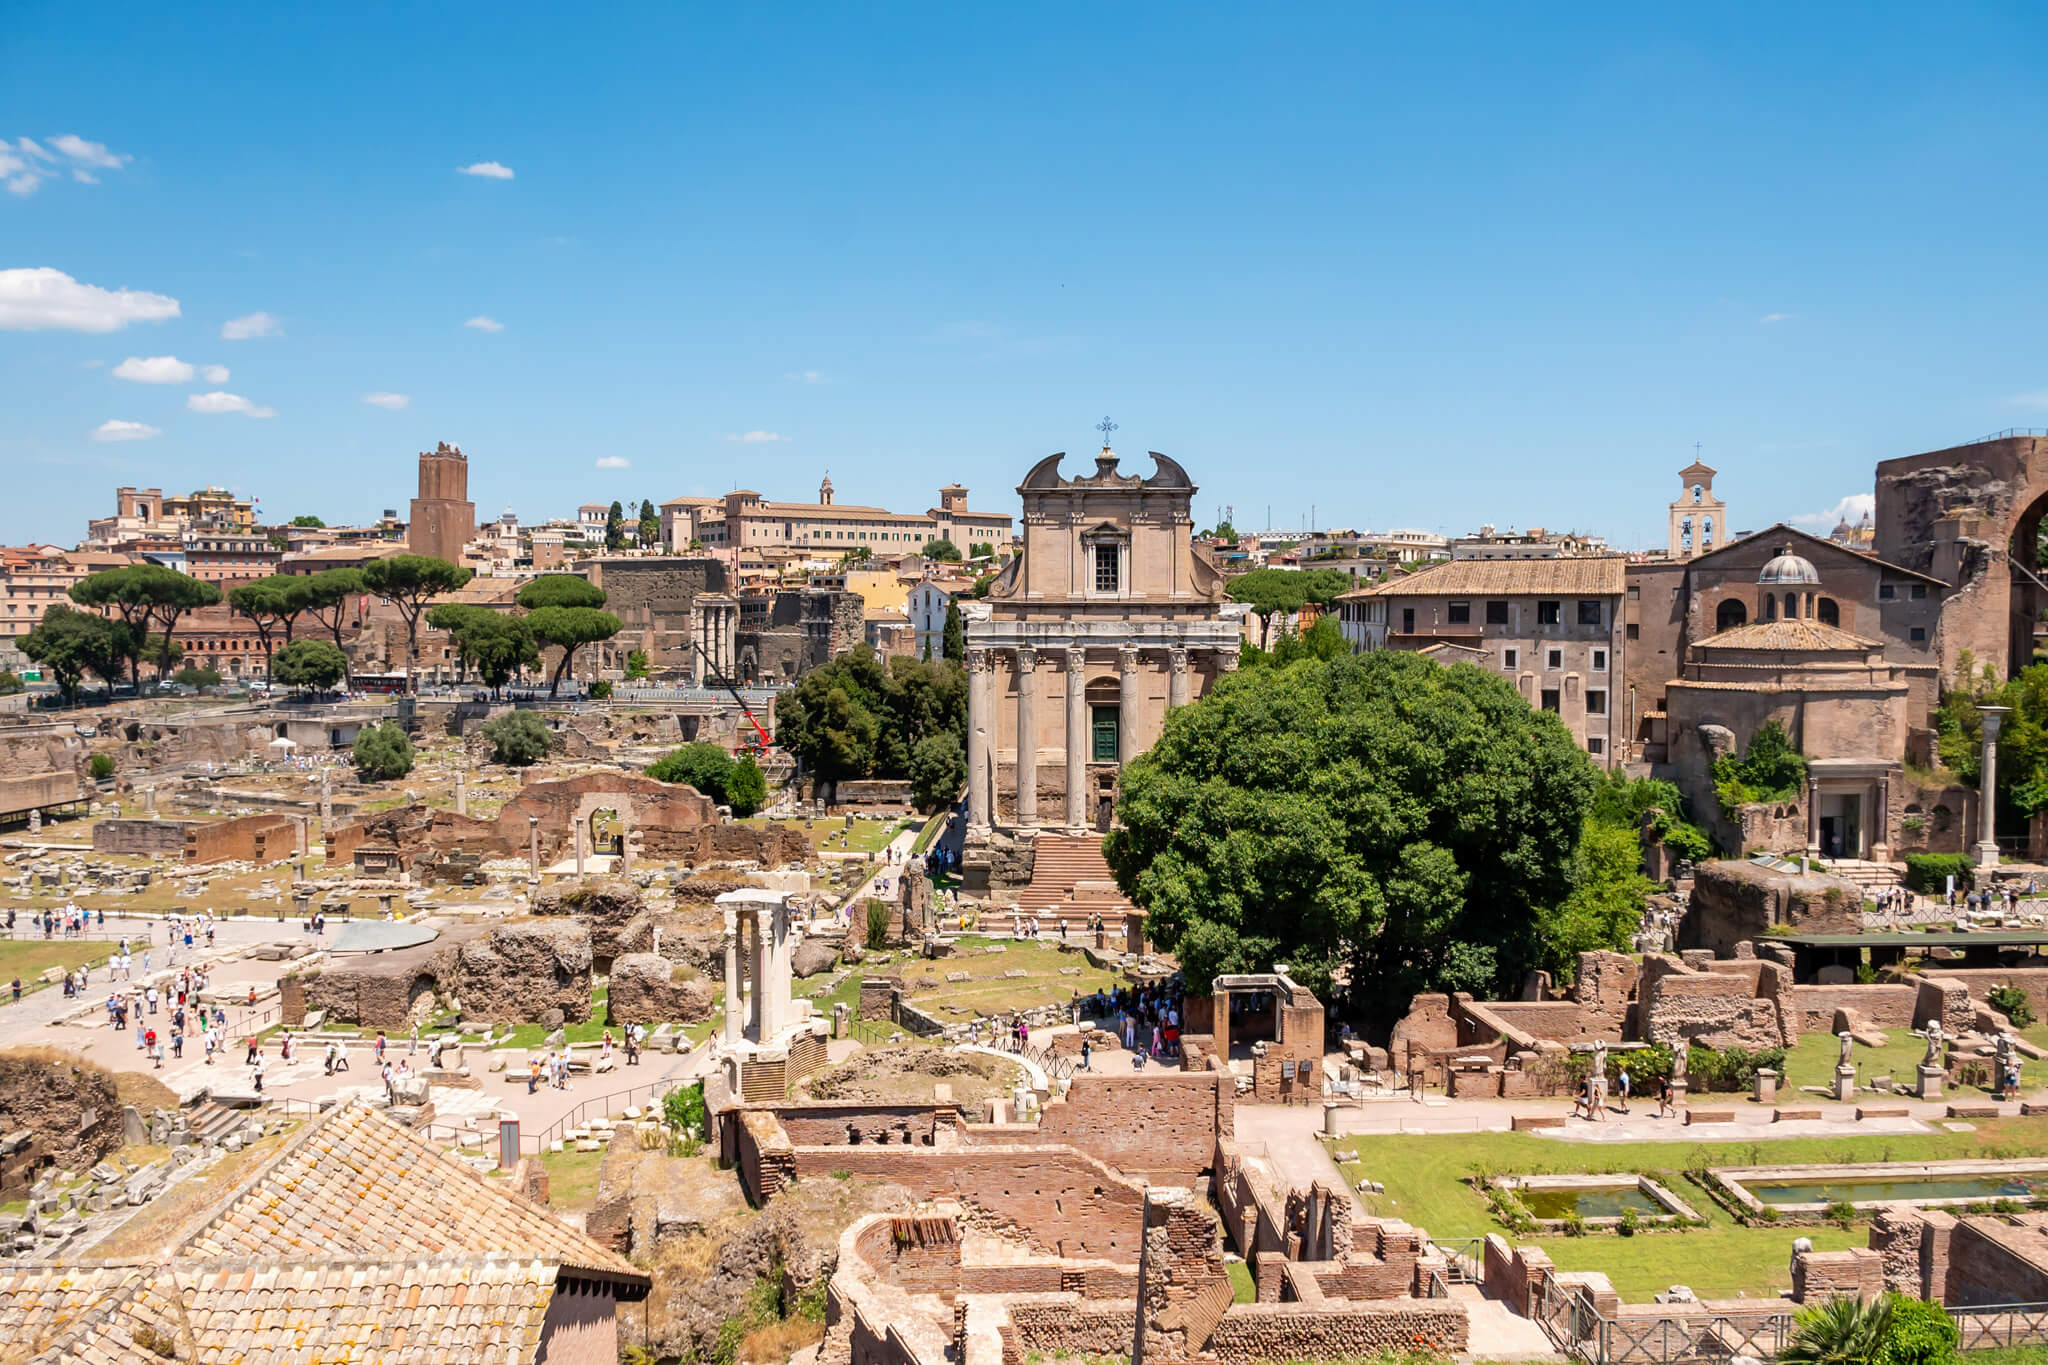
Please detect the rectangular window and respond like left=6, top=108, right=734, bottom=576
left=1547, top=648, right=1562, bottom=669
left=1627, top=584, right=1639, bottom=601
left=1091, top=705, right=1120, bottom=762
left=1879, top=584, right=1896, bottom=600
left=1910, top=626, right=1927, bottom=643
left=1626, top=623, right=1639, bottom=641
left=1094, top=544, right=1119, bottom=592
left=1503, top=648, right=1518, bottom=670
left=1911, top=584, right=1928, bottom=600
left=1577, top=600, right=1603, bottom=626
left=1592, top=649, right=1607, bottom=671
left=1448, top=601, right=1471, bottom=625
left=1537, top=600, right=1561, bottom=625
left=1540, top=688, right=1561, bottom=713
left=1586, top=690, right=1607, bottom=714
left=1588, top=737, right=1604, bottom=755
left=1485, top=600, right=1509, bottom=625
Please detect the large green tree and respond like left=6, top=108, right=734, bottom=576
left=941, top=600, right=964, bottom=663
left=515, top=574, right=607, bottom=611
left=298, top=567, right=365, bottom=687
left=605, top=500, right=626, bottom=551
left=637, top=499, right=659, bottom=547
left=352, top=720, right=415, bottom=780
left=1224, top=567, right=1353, bottom=648
left=1104, top=650, right=1597, bottom=1011
left=227, top=575, right=313, bottom=663
left=69, top=564, right=221, bottom=685
left=774, top=647, right=966, bottom=785
left=646, top=741, right=765, bottom=817
left=482, top=710, right=552, bottom=766
left=361, top=554, right=473, bottom=689
left=525, top=605, right=622, bottom=697
left=20, top=605, right=131, bottom=704
left=271, top=638, right=349, bottom=691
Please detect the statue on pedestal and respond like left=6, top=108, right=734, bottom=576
left=1923, top=1019, right=1944, bottom=1069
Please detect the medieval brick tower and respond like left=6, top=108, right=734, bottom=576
left=407, top=442, right=477, bottom=564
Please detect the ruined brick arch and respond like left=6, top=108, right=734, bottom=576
left=1932, top=803, right=1954, bottom=832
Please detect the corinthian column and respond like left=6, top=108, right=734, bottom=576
left=1118, top=644, right=1141, bottom=764
left=966, top=647, right=992, bottom=830
left=1167, top=646, right=1190, bottom=710
left=1015, top=649, right=1038, bottom=826
left=1065, top=645, right=1087, bottom=831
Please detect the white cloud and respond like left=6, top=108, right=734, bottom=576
left=49, top=135, right=129, bottom=170
left=726, top=430, right=787, bottom=444
left=1760, top=312, right=1791, bottom=323
left=464, top=315, right=504, bottom=332
left=187, top=391, right=275, bottom=418
left=1791, top=493, right=1875, bottom=528
left=1, top=135, right=126, bottom=196
left=362, top=392, right=410, bottom=410
left=91, top=419, right=160, bottom=442
left=785, top=369, right=824, bottom=384
left=595, top=455, right=631, bottom=469
left=458, top=161, right=515, bottom=180
left=201, top=363, right=229, bottom=383
left=220, top=311, right=280, bottom=340
left=113, top=354, right=195, bottom=384
left=0, top=268, right=179, bottom=332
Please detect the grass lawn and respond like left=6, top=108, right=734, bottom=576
left=0, top=939, right=114, bottom=985
left=1328, top=1116, right=2048, bottom=1302
left=1226, top=1259, right=1256, bottom=1303
left=535, top=1144, right=608, bottom=1211
left=868, top=936, right=1123, bottom=1023
left=1778, top=1029, right=2021, bottom=1099
left=742, top=816, right=916, bottom=856
left=1965, top=1350, right=2048, bottom=1365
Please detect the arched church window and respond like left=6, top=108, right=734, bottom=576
left=1762, top=595, right=1777, bottom=622
left=1715, top=598, right=1747, bottom=632
left=1784, top=592, right=1798, bottom=620
left=1693, top=484, right=1703, bottom=505
left=1817, top=597, right=1839, bottom=627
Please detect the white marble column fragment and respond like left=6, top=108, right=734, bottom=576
left=1015, top=648, right=1038, bottom=826
left=1117, top=644, right=1141, bottom=763
left=1167, top=646, right=1190, bottom=710
left=966, top=647, right=992, bottom=829
left=724, top=908, right=741, bottom=1044
left=1065, top=645, right=1088, bottom=831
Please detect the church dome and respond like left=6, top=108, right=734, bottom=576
left=1758, top=547, right=1821, bottom=585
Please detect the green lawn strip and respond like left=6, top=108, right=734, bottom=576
left=533, top=1145, right=607, bottom=1210
left=1330, top=1119, right=2048, bottom=1302
left=911, top=810, right=948, bottom=856
left=1777, top=1030, right=1975, bottom=1097
left=1225, top=1258, right=1255, bottom=1303
left=1962, top=1349, right=2048, bottom=1365
left=0, top=940, right=115, bottom=985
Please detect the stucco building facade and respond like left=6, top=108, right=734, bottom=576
left=962, top=443, right=1244, bottom=888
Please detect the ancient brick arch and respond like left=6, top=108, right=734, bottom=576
left=494, top=773, right=717, bottom=864
left=1876, top=434, right=2048, bottom=680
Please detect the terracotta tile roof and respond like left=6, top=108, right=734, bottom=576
left=173, top=1101, right=643, bottom=1283
left=0, top=1258, right=558, bottom=1364
left=1693, top=620, right=1878, bottom=652
left=1353, top=556, right=1626, bottom=597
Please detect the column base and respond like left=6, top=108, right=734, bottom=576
left=1975, top=840, right=2002, bottom=869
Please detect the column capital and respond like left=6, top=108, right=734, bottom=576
left=1065, top=644, right=1087, bottom=670
left=1217, top=649, right=1241, bottom=674
left=1117, top=643, right=1141, bottom=671
left=1015, top=647, right=1038, bottom=673
left=1167, top=646, right=1189, bottom=672
left=965, top=646, right=992, bottom=674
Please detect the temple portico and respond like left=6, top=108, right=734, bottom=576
left=963, top=439, right=1245, bottom=890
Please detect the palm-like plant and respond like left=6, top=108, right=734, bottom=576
left=1781, top=1293, right=1893, bottom=1365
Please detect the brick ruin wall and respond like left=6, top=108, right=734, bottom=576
left=1031, top=1072, right=1230, bottom=1186
left=0, top=1052, right=123, bottom=1195
left=183, top=811, right=299, bottom=865
left=1791, top=983, right=1921, bottom=1031
left=92, top=818, right=195, bottom=856
left=1637, top=953, right=1797, bottom=1049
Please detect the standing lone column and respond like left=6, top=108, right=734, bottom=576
left=1167, top=647, right=1190, bottom=710
left=1015, top=649, right=1038, bottom=826
left=723, top=910, right=741, bottom=1044
left=1118, top=644, right=1141, bottom=764
left=1978, top=704, right=2013, bottom=868
left=966, top=647, right=992, bottom=830
left=1065, top=645, right=1088, bottom=831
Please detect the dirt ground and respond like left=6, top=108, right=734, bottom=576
left=796, top=1045, right=1026, bottom=1106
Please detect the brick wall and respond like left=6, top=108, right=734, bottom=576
left=1929, top=968, right=2048, bottom=1023
left=1915, top=977, right=1978, bottom=1034
left=1032, top=1072, right=1228, bottom=1184
left=1792, top=1248, right=1885, bottom=1302
left=92, top=818, right=194, bottom=855
left=184, top=811, right=298, bottom=864
left=1203, top=1302, right=1468, bottom=1361
left=734, top=1109, right=797, bottom=1204
left=1944, top=1217, right=2048, bottom=1308
left=1793, top=984, right=1920, bottom=1031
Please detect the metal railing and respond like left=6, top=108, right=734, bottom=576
left=1952, top=1303, right=2048, bottom=1352
left=1424, top=1267, right=1450, bottom=1300
left=1433, top=1237, right=1484, bottom=1285
left=526, top=1075, right=685, bottom=1153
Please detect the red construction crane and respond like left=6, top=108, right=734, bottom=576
left=690, top=641, right=773, bottom=754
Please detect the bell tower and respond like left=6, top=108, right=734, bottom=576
left=1668, top=458, right=1725, bottom=560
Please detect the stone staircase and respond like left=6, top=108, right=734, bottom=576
left=1819, top=858, right=1906, bottom=891
left=1015, top=833, right=1136, bottom=929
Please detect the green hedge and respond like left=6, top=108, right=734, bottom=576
left=1903, top=852, right=1972, bottom=894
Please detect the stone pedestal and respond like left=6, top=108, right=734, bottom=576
left=1754, top=1068, right=1778, bottom=1105
left=1668, top=1080, right=1687, bottom=1110
left=1918, top=1064, right=1945, bottom=1100
left=1835, top=1064, right=1857, bottom=1102
left=1323, top=1101, right=1344, bottom=1137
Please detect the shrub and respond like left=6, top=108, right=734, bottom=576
left=661, top=1082, right=708, bottom=1155
left=865, top=899, right=892, bottom=949
left=1903, top=852, right=1973, bottom=895
left=88, top=753, right=114, bottom=781
left=625, top=648, right=650, bottom=680
left=1988, top=983, right=2036, bottom=1030
left=1826, top=1198, right=1858, bottom=1226
left=271, top=638, right=349, bottom=691
left=352, top=721, right=414, bottom=781
left=1617, top=1208, right=1640, bottom=1237
left=725, top=754, right=767, bottom=818
left=588, top=679, right=613, bottom=699
left=1878, top=1294, right=1959, bottom=1365
left=0, top=670, right=21, bottom=695
left=482, top=710, right=552, bottom=766
left=172, top=665, right=221, bottom=690
left=646, top=742, right=736, bottom=803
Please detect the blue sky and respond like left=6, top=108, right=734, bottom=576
left=4, top=4, right=2047, bottom=549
